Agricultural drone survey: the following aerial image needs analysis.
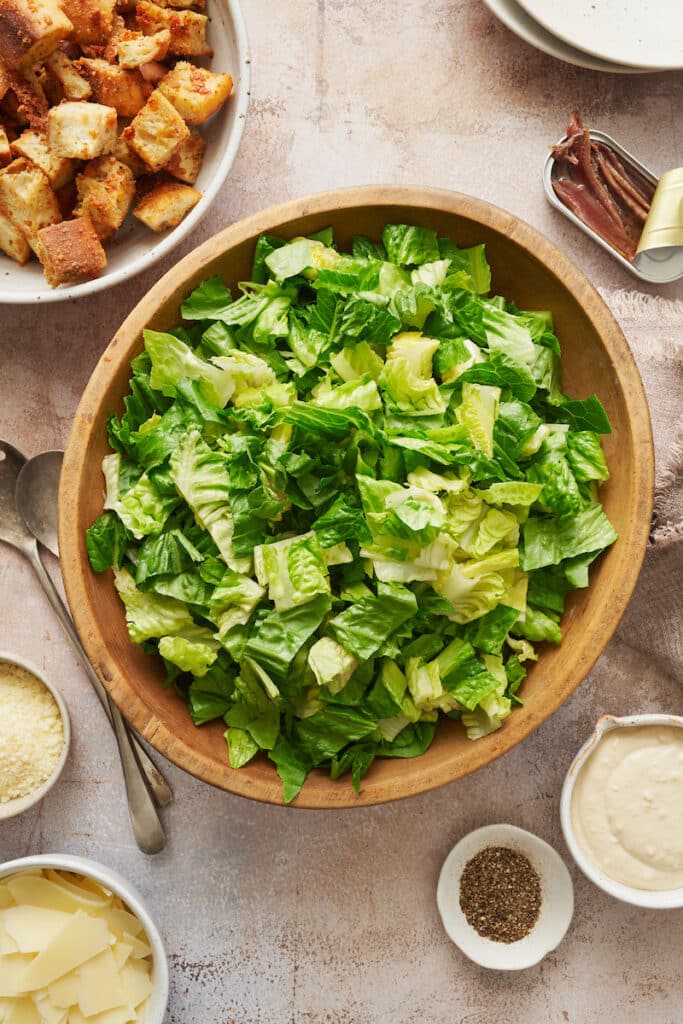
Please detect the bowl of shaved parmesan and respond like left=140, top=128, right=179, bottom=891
left=0, top=853, right=169, bottom=1022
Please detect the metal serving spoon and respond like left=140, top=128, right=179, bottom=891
left=16, top=449, right=173, bottom=812
left=0, top=440, right=166, bottom=854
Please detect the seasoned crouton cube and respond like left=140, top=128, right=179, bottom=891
left=157, top=62, right=231, bottom=125
left=0, top=157, right=60, bottom=249
left=154, top=0, right=204, bottom=9
left=165, top=8, right=211, bottom=56
left=0, top=125, right=10, bottom=165
left=134, top=1, right=167, bottom=35
left=113, top=132, right=148, bottom=176
left=0, top=0, right=73, bottom=69
left=122, top=89, right=188, bottom=171
left=35, top=215, right=106, bottom=286
left=0, top=89, right=26, bottom=127
left=61, top=0, right=116, bottom=46
left=135, top=2, right=210, bottom=56
left=116, top=28, right=170, bottom=67
left=48, top=101, right=117, bottom=159
left=0, top=62, right=10, bottom=101
left=74, top=154, right=134, bottom=239
left=7, top=67, right=49, bottom=130
left=165, top=128, right=204, bottom=184
left=133, top=179, right=199, bottom=231
left=102, top=13, right=127, bottom=62
left=75, top=58, right=148, bottom=117
left=0, top=208, right=30, bottom=262
left=44, top=49, right=92, bottom=101
left=11, top=129, right=76, bottom=188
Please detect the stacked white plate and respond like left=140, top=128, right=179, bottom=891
left=483, top=0, right=683, bottom=73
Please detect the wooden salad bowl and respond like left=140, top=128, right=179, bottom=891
left=60, top=187, right=654, bottom=808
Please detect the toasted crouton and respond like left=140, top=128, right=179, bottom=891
left=61, top=0, right=116, bottom=46
left=0, top=61, right=11, bottom=101
left=112, top=132, right=148, bottom=176
left=11, top=129, right=76, bottom=188
left=0, top=0, right=73, bottom=69
left=165, top=128, right=203, bottom=184
left=0, top=125, right=10, bottom=166
left=74, top=154, right=134, bottom=239
left=153, top=0, right=204, bottom=9
left=122, top=89, right=188, bottom=171
left=44, top=49, right=92, bottom=101
left=157, top=62, right=231, bottom=125
left=0, top=208, right=30, bottom=262
left=134, top=1, right=167, bottom=35
left=116, top=28, right=170, bottom=67
left=165, top=8, right=211, bottom=56
left=6, top=67, right=49, bottom=130
left=135, top=2, right=210, bottom=56
left=133, top=179, right=199, bottom=231
left=75, top=58, right=148, bottom=117
left=0, top=157, right=61, bottom=249
left=48, top=101, right=117, bottom=159
left=35, top=215, right=106, bottom=286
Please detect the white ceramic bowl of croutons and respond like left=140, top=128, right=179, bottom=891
left=0, top=0, right=249, bottom=303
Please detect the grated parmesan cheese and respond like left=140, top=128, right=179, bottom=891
left=0, top=661, right=64, bottom=803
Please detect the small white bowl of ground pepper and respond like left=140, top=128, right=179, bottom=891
left=0, top=653, right=71, bottom=821
left=437, top=824, right=574, bottom=970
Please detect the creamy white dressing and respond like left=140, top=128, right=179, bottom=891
left=571, top=725, right=683, bottom=891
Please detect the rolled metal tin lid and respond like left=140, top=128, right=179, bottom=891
left=634, top=168, right=683, bottom=282
left=544, top=130, right=683, bottom=284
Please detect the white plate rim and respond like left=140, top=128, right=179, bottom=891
left=482, top=0, right=653, bottom=73
left=0, top=0, right=251, bottom=305
left=512, top=0, right=683, bottom=70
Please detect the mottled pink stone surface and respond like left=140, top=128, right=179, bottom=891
left=1, top=3, right=682, bottom=1021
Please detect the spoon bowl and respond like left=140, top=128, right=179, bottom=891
left=0, top=441, right=32, bottom=551
left=16, top=450, right=63, bottom=557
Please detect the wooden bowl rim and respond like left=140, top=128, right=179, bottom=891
left=59, top=185, right=654, bottom=808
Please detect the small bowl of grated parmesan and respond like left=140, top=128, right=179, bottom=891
left=0, top=652, right=71, bottom=821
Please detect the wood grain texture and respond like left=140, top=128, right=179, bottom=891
left=58, top=186, right=655, bottom=808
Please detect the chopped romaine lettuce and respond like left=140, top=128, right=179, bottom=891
left=87, top=223, right=617, bottom=801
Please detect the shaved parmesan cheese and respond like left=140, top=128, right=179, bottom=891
left=47, top=971, right=80, bottom=1009
left=30, top=992, right=67, bottom=1024
left=78, top=949, right=125, bottom=1017
left=122, top=933, right=151, bottom=960
left=0, top=957, right=34, bottom=997
left=20, top=912, right=110, bottom=990
left=96, top=907, right=144, bottom=940
left=0, top=870, right=154, bottom=1023
left=111, top=942, right=132, bottom=971
left=43, top=872, right=111, bottom=908
left=119, top=960, right=153, bottom=1008
left=5, top=997, right=41, bottom=1024
left=94, top=1007, right=136, bottom=1024
left=2, top=907, right=71, bottom=953
left=0, top=923, right=18, bottom=956
left=6, top=876, right=105, bottom=916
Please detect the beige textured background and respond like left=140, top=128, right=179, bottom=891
left=1, top=2, right=683, bottom=1021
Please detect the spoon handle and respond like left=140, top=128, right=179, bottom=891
left=27, top=549, right=172, bottom=808
left=26, top=544, right=166, bottom=854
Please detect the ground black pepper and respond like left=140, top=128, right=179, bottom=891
left=459, top=845, right=542, bottom=943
